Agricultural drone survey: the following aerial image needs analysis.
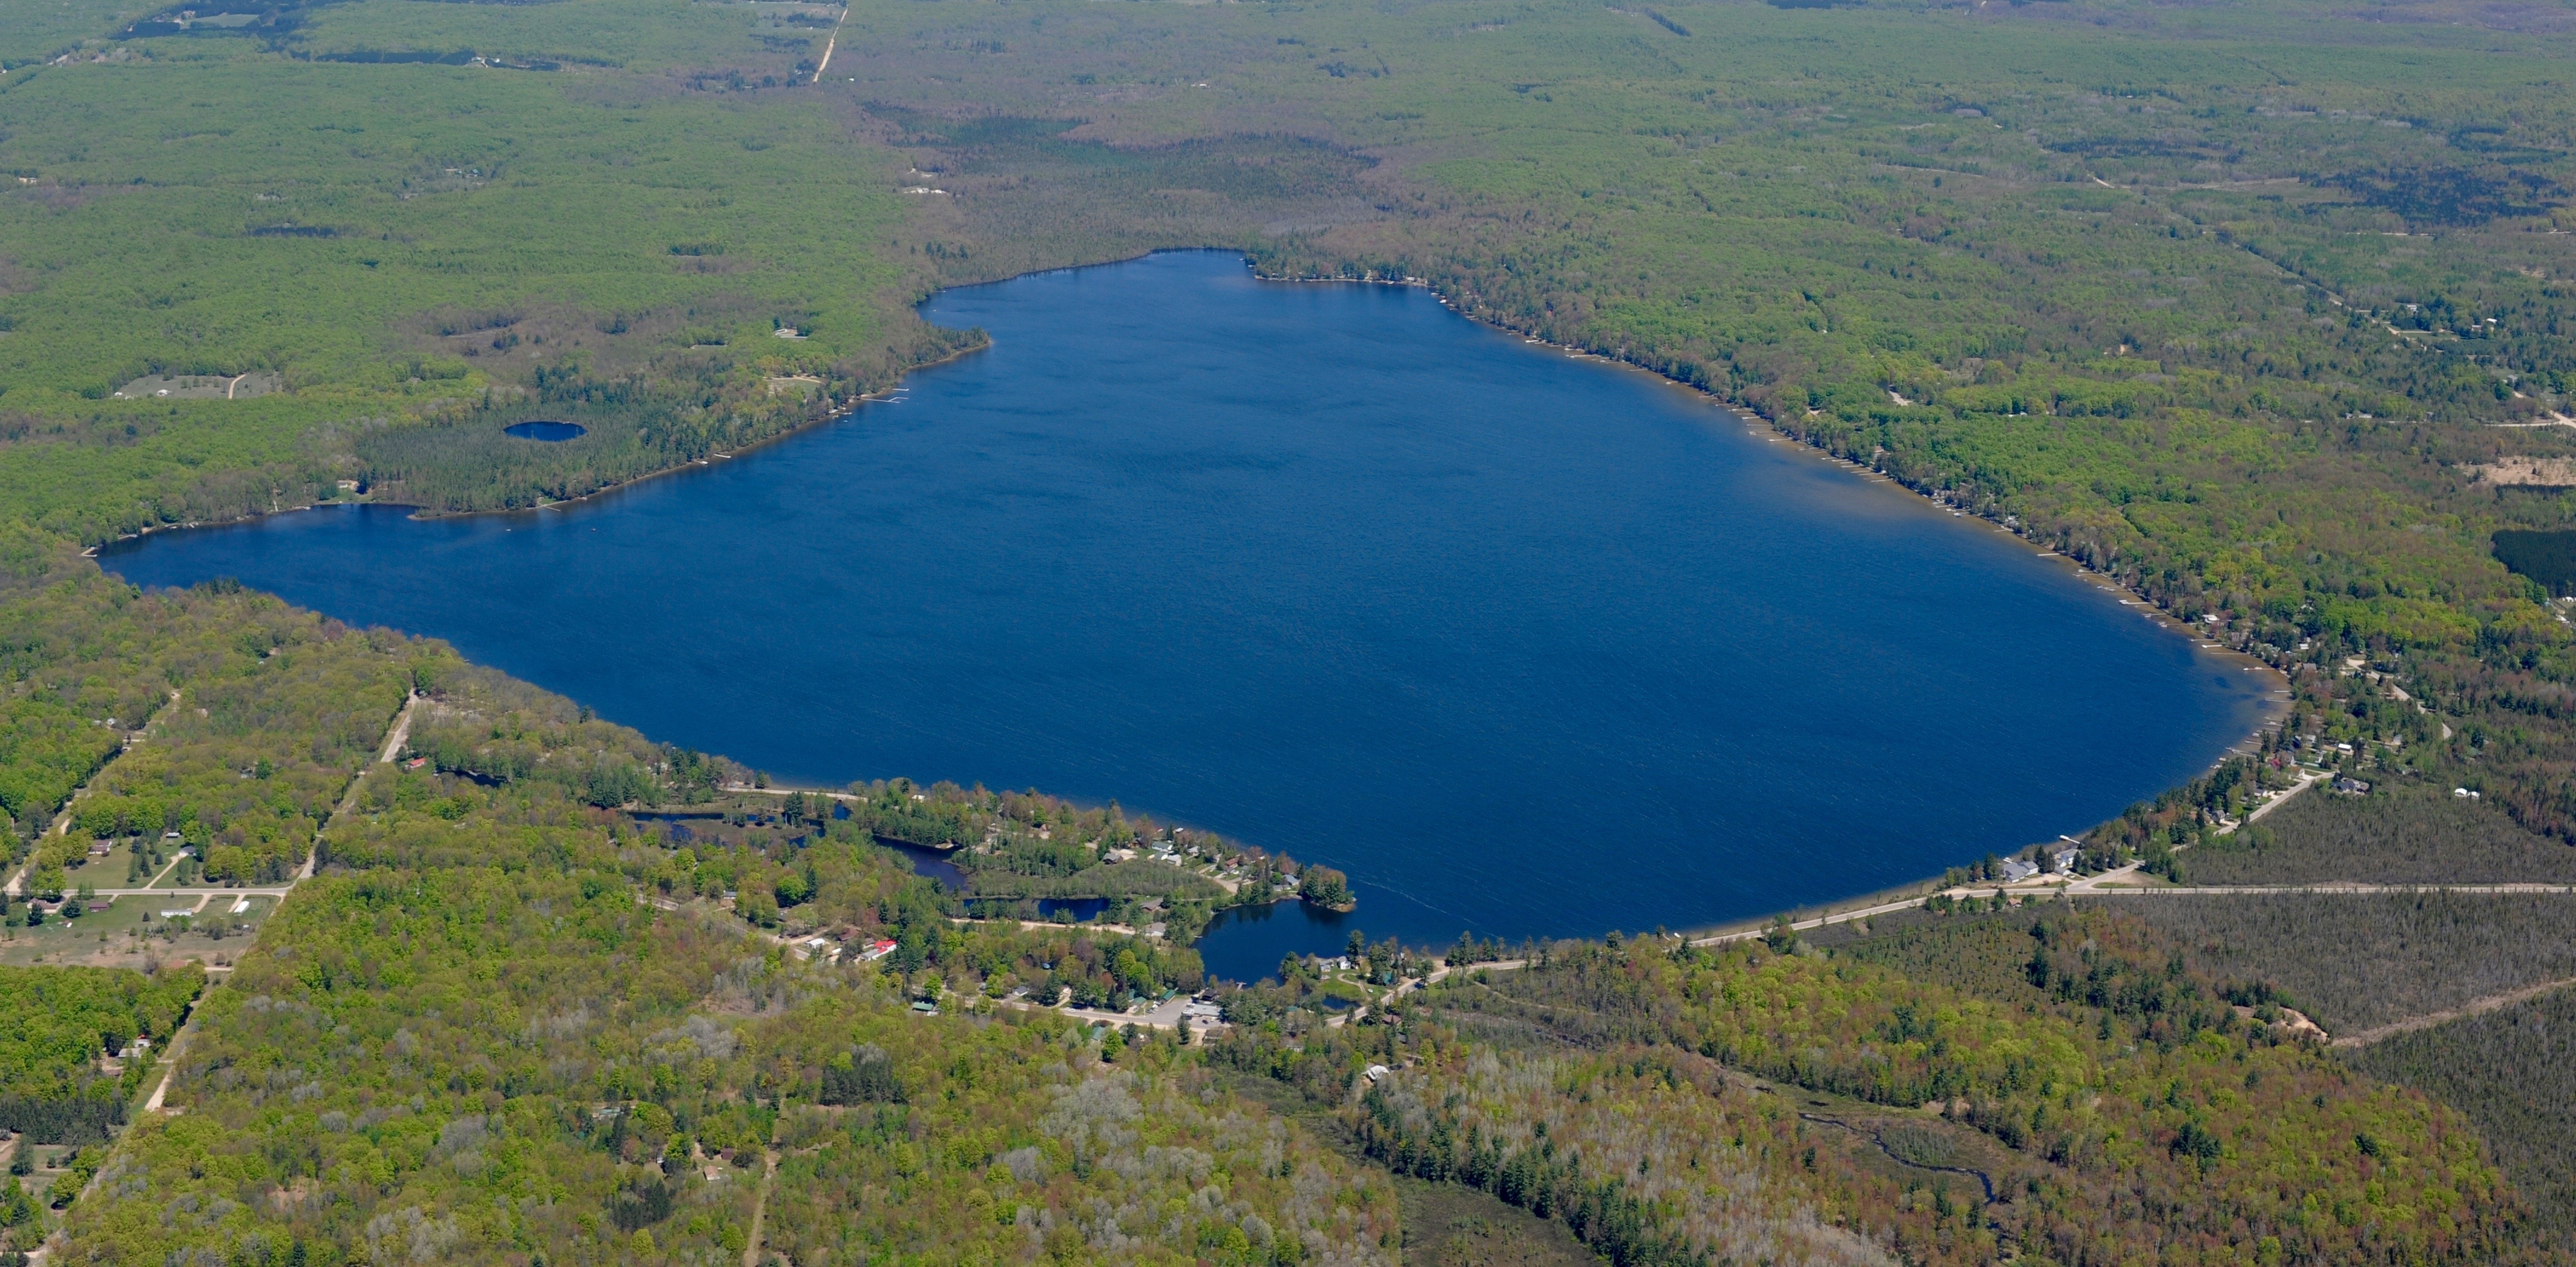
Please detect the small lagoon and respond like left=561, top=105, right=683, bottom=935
left=102, top=252, right=2269, bottom=981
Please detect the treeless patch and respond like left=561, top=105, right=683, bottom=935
left=2472, top=456, right=2576, bottom=486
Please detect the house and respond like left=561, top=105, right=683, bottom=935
left=1181, top=999, right=1224, bottom=1022
left=2454, top=787, right=2481, bottom=800
left=1139, top=923, right=1167, bottom=940
left=1364, top=1064, right=1390, bottom=1084
left=908, top=1001, right=939, bottom=1016
left=1999, top=858, right=2039, bottom=883
left=87, top=840, right=112, bottom=857
left=2051, top=846, right=2082, bottom=874
left=158, top=909, right=196, bottom=920
left=856, top=939, right=899, bottom=963
left=2333, top=777, right=2371, bottom=796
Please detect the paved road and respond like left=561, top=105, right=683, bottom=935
left=1687, top=897, right=1933, bottom=947
left=2234, top=770, right=2319, bottom=828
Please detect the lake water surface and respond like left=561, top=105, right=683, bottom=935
left=103, top=252, right=2269, bottom=981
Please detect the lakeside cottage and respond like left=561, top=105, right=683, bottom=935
left=1999, top=858, right=2040, bottom=883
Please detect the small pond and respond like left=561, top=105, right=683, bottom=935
left=881, top=840, right=966, bottom=889
left=1034, top=897, right=1109, bottom=923
left=504, top=421, right=588, bottom=442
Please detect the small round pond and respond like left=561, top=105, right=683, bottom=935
left=504, top=421, right=588, bottom=442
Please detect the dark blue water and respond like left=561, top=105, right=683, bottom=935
left=881, top=840, right=967, bottom=889
left=1036, top=898, right=1109, bottom=923
left=504, top=421, right=587, bottom=442
left=102, top=252, right=2267, bottom=982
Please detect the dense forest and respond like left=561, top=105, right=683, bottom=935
left=1220, top=913, right=2538, bottom=1266
left=0, top=964, right=200, bottom=1143
left=2351, top=986, right=2576, bottom=1243
left=2183, top=785, right=2576, bottom=885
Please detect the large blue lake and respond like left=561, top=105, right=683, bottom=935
left=103, top=252, right=2269, bottom=981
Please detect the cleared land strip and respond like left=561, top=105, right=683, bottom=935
left=300, top=689, right=421, bottom=881
left=2329, top=975, right=2576, bottom=1048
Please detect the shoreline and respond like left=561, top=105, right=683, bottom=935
left=86, top=249, right=2287, bottom=961
left=1246, top=257, right=2292, bottom=772
left=83, top=336, right=993, bottom=553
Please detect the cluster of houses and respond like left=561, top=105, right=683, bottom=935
left=1997, top=842, right=2087, bottom=884
left=787, top=935, right=900, bottom=964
